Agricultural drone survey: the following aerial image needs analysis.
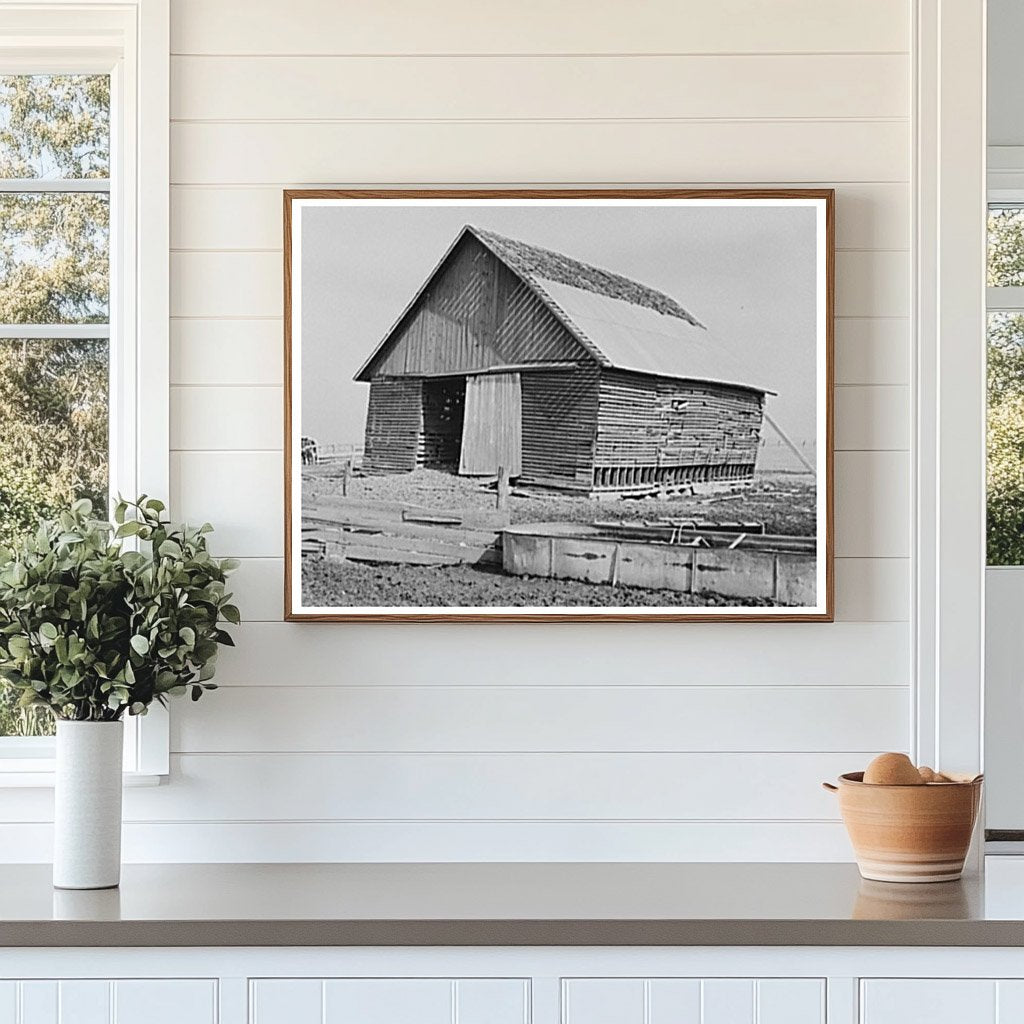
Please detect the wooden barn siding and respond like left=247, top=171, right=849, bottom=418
left=595, top=370, right=764, bottom=471
left=520, top=366, right=600, bottom=487
left=362, top=378, right=423, bottom=474
left=367, top=238, right=584, bottom=378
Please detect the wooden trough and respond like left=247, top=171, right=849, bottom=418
left=501, top=521, right=817, bottom=604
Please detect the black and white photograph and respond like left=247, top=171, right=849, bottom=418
left=285, top=191, right=833, bottom=621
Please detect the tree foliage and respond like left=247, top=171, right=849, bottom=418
left=988, top=210, right=1024, bottom=565
left=0, top=76, right=111, bottom=734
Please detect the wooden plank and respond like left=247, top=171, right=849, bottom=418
left=170, top=121, right=909, bottom=186
left=170, top=319, right=283, bottom=386
left=171, top=54, right=909, bottom=121
left=170, top=0, right=910, bottom=55
left=170, top=385, right=282, bottom=451
left=172, top=684, right=910, bottom=754
left=123, top=750, right=861, bottom=822
left=170, top=183, right=909, bottom=252
left=305, top=513, right=501, bottom=548
left=329, top=545, right=491, bottom=567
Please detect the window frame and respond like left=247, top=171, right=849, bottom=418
left=0, top=0, right=169, bottom=783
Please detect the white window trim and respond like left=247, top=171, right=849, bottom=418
left=0, top=0, right=169, bottom=783
left=914, top=0, right=987, bottom=810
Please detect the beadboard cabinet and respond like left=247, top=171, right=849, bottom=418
left=0, top=979, right=217, bottom=1024
left=4, top=951, right=1024, bottom=1024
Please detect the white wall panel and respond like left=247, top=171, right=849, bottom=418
left=170, top=0, right=909, bottom=56
left=122, top=751, right=858, bottom=821
left=171, top=386, right=282, bottom=451
left=170, top=121, right=909, bottom=186
left=171, top=452, right=282, bottom=557
left=1, top=818, right=855, bottom=862
left=172, top=54, right=908, bottom=121
left=833, top=558, right=909, bottom=622
left=834, top=251, right=910, bottom=319
left=0, top=0, right=912, bottom=863
left=170, top=183, right=909, bottom=252
left=213, top=621, right=910, bottom=687
left=834, top=319, right=909, bottom=386
left=834, top=452, right=911, bottom=558
left=834, top=386, right=910, bottom=451
left=170, top=319, right=282, bottom=385
left=171, top=684, right=909, bottom=753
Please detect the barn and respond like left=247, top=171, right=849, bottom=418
left=354, top=225, right=772, bottom=496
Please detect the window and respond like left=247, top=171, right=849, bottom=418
left=987, top=206, right=1024, bottom=565
left=0, top=74, right=111, bottom=738
left=0, top=3, right=169, bottom=778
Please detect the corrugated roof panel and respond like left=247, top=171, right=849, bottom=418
left=533, top=278, right=771, bottom=394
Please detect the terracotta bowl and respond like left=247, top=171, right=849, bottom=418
left=823, top=772, right=983, bottom=883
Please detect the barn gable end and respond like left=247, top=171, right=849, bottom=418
left=355, top=234, right=589, bottom=380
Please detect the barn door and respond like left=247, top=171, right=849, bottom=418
left=459, top=372, right=522, bottom=477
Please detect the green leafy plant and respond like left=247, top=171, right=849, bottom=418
left=0, top=496, right=239, bottom=722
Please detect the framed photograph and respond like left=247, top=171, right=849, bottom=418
left=284, top=189, right=833, bottom=622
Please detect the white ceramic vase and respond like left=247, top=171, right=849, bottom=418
left=53, top=720, right=124, bottom=890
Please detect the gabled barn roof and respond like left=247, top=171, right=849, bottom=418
left=355, top=224, right=770, bottom=394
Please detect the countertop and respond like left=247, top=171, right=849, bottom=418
left=5, top=861, right=1024, bottom=947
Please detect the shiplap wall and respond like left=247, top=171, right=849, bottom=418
left=2, top=0, right=915, bottom=861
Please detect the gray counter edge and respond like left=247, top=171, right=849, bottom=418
left=1, top=919, right=1020, bottom=948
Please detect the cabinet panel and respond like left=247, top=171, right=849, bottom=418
left=18, top=983, right=56, bottom=1024
left=0, top=984, right=15, bottom=1024
left=323, top=980, right=451, bottom=1024
left=861, top=981, right=997, bottom=1023
left=648, top=980, right=702, bottom=1022
left=456, top=980, right=529, bottom=1024
left=757, top=980, right=825, bottom=1024
left=563, top=978, right=824, bottom=1024
left=702, top=979, right=754, bottom=1024
left=58, top=982, right=110, bottom=1024
left=251, top=979, right=528, bottom=1024
left=113, top=981, right=217, bottom=1024
left=251, top=979, right=322, bottom=1024
left=563, top=979, right=645, bottom=1024
left=0, top=981, right=216, bottom=1024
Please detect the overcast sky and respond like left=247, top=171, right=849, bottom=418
left=299, top=202, right=819, bottom=451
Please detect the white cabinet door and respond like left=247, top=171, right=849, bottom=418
left=249, top=978, right=529, bottom=1024
left=0, top=980, right=217, bottom=1024
left=562, top=978, right=825, bottom=1024
left=861, top=980, right=1024, bottom=1024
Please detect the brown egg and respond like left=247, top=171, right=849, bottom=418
left=863, top=752, right=925, bottom=786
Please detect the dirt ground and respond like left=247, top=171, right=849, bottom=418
left=300, top=467, right=816, bottom=609
left=302, top=557, right=779, bottom=609
left=303, top=466, right=816, bottom=535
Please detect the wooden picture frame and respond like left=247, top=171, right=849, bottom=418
left=284, top=189, right=834, bottom=622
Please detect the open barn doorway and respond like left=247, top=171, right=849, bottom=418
left=420, top=376, right=465, bottom=470
left=459, top=372, right=523, bottom=478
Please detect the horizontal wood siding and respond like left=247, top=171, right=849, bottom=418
left=520, top=366, right=599, bottom=487
left=365, top=237, right=583, bottom=379
left=596, top=369, right=765, bottom=473
left=362, top=378, right=422, bottom=474
left=0, top=0, right=910, bottom=864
